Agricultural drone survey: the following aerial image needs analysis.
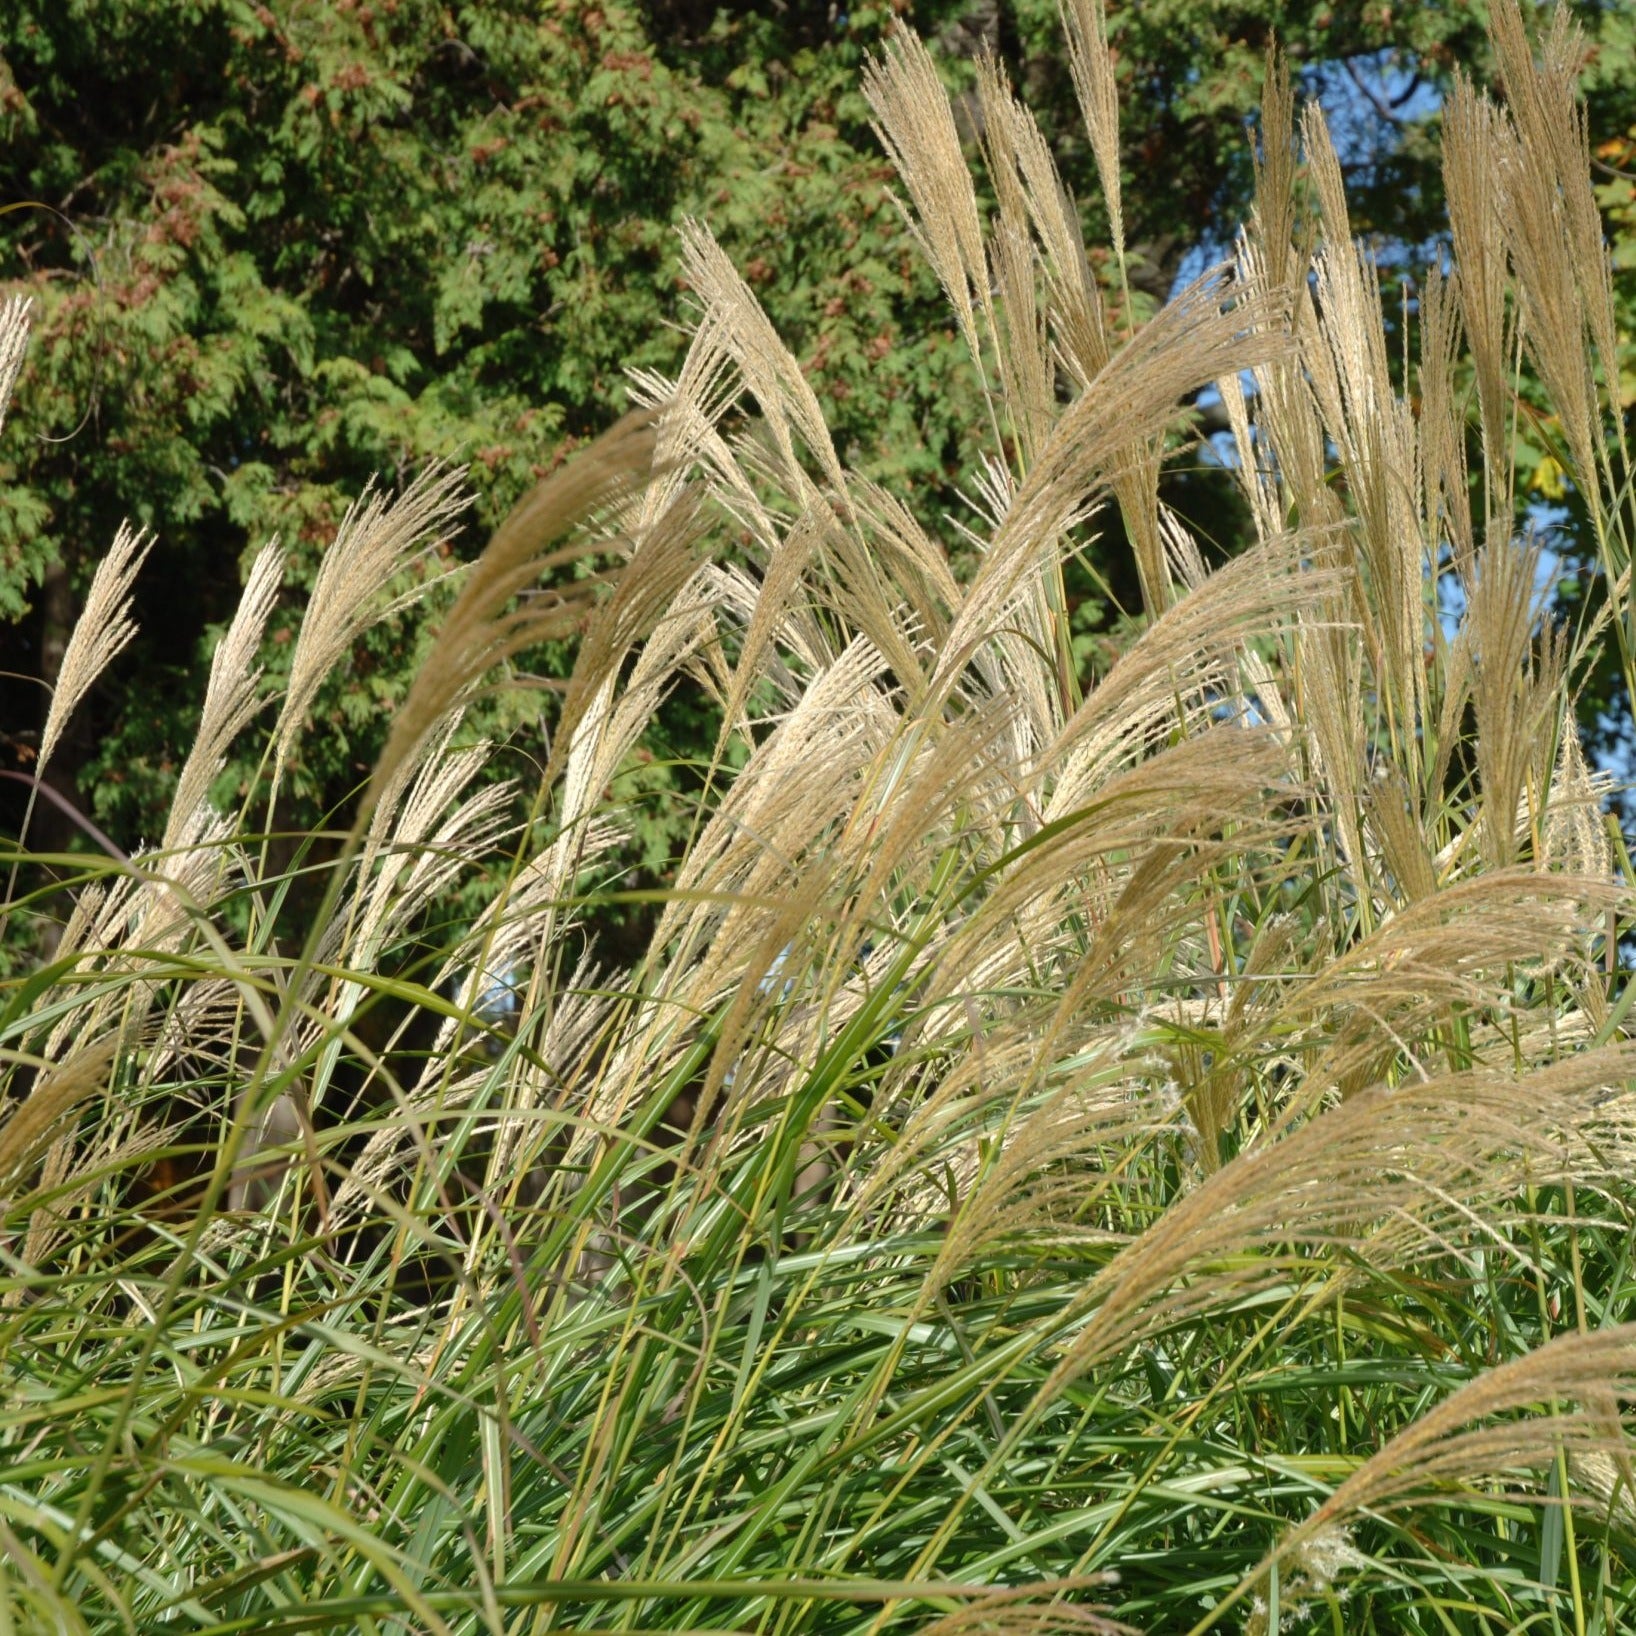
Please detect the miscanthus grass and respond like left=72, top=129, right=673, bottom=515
left=3, top=2, right=1636, bottom=1630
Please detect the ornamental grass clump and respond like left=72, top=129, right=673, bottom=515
left=2, top=1, right=1635, bottom=1630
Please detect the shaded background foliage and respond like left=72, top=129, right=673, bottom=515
left=2, top=0, right=1634, bottom=928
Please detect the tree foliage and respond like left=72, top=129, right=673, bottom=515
left=0, top=0, right=970, bottom=854
left=2, top=0, right=1634, bottom=869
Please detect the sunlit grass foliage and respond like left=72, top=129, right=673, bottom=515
left=3, top=1, right=1636, bottom=1630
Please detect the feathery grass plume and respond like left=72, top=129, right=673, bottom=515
left=614, top=423, right=793, bottom=730
left=1232, top=109, right=1427, bottom=914
left=917, top=1584, right=1133, bottom=1636
left=935, top=265, right=1290, bottom=709
left=804, top=506, right=938, bottom=706
left=38, top=804, right=249, bottom=1067
left=973, top=46, right=1028, bottom=236
left=954, top=731, right=1292, bottom=1014
left=0, top=1034, right=122, bottom=1188
left=650, top=633, right=898, bottom=988
left=8, top=1021, right=206, bottom=1273
left=1465, top=533, right=1568, bottom=866
left=597, top=663, right=933, bottom=1171
left=1241, top=1323, right=1636, bottom=1621
left=1441, top=74, right=1514, bottom=480
left=1362, top=763, right=1439, bottom=907
left=628, top=304, right=744, bottom=518
left=1058, top=0, right=1125, bottom=279
left=145, top=966, right=255, bottom=1083
left=1248, top=45, right=1300, bottom=293
left=273, top=461, right=469, bottom=783
left=986, top=213, right=1055, bottom=472
left=1415, top=262, right=1474, bottom=569
left=913, top=1056, right=1167, bottom=1292
left=968, top=51, right=1086, bottom=441
left=863, top=27, right=988, bottom=387
left=1293, top=595, right=1369, bottom=895
left=1042, top=530, right=1331, bottom=817
left=128, top=806, right=245, bottom=960
left=843, top=1007, right=1150, bottom=1233
left=47, top=873, right=112, bottom=967
left=1233, top=257, right=1344, bottom=539
left=869, top=1038, right=1636, bottom=1602
left=1542, top=721, right=1613, bottom=878
left=710, top=509, right=828, bottom=739
left=675, top=221, right=849, bottom=511
left=226, top=1076, right=308, bottom=1213
left=1490, top=0, right=1620, bottom=430
left=164, top=537, right=282, bottom=852
left=628, top=325, right=772, bottom=563
left=1302, top=104, right=1428, bottom=766
left=411, top=537, right=721, bottom=1085
left=842, top=701, right=1024, bottom=930
left=1267, top=870, right=1622, bottom=1101
left=826, top=724, right=1292, bottom=1167
left=354, top=707, right=488, bottom=892
left=540, top=549, right=721, bottom=884
left=971, top=51, right=1062, bottom=468
left=1488, top=101, right=1601, bottom=502
left=1051, top=0, right=1183, bottom=616
left=366, top=409, right=658, bottom=821
left=852, top=479, right=962, bottom=630
left=1040, top=1039, right=1636, bottom=1393
left=322, top=720, right=515, bottom=1034
left=356, top=485, right=707, bottom=1193
left=1234, top=61, right=1334, bottom=541
left=1485, top=0, right=1635, bottom=727
left=0, top=292, right=31, bottom=437
left=993, top=750, right=1282, bottom=1019
left=1215, top=367, right=1282, bottom=547
left=974, top=53, right=1109, bottom=389
left=878, top=30, right=1108, bottom=667
left=472, top=954, right=616, bottom=1203
left=1107, top=440, right=1169, bottom=619
left=546, top=487, right=710, bottom=786
left=36, top=520, right=152, bottom=775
